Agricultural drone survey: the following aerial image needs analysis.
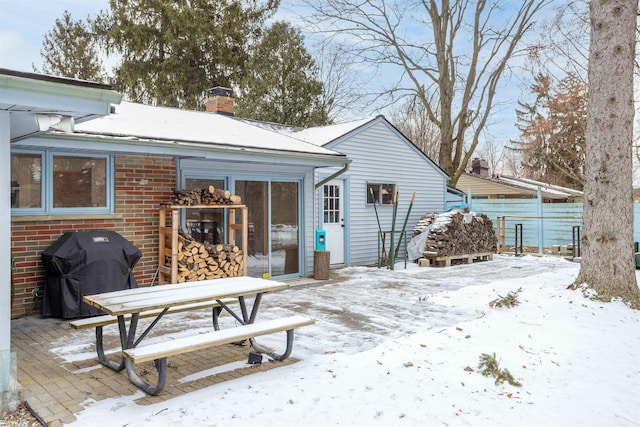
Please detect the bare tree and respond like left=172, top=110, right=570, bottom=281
left=501, top=145, right=523, bottom=177
left=571, top=0, right=640, bottom=307
left=314, top=42, right=367, bottom=123
left=475, top=135, right=506, bottom=177
left=390, top=95, right=440, bottom=161
left=526, top=0, right=589, bottom=84
left=304, top=0, right=549, bottom=186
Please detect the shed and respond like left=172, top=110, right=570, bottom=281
left=289, top=116, right=449, bottom=266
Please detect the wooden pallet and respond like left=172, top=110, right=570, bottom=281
left=420, top=252, right=494, bottom=267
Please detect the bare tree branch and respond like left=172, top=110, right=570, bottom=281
left=303, top=0, right=550, bottom=186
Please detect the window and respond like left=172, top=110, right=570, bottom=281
left=324, top=184, right=340, bottom=223
left=53, top=155, right=108, bottom=208
left=11, top=150, right=113, bottom=214
left=367, top=183, right=397, bottom=205
left=11, top=152, right=42, bottom=209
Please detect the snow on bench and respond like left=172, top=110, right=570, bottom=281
left=123, top=315, right=315, bottom=364
left=69, top=298, right=238, bottom=330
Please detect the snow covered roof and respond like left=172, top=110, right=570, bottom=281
left=72, top=101, right=346, bottom=158
left=498, top=175, right=583, bottom=198
left=458, top=172, right=583, bottom=201
left=287, top=117, right=376, bottom=146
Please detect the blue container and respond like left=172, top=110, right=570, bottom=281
left=315, top=230, right=326, bottom=251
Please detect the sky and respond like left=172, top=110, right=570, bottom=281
left=0, top=1, right=108, bottom=73
left=45, top=254, right=640, bottom=427
left=0, top=1, right=550, bottom=149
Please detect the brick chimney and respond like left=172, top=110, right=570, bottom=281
left=205, top=86, right=234, bottom=115
left=471, top=158, right=489, bottom=177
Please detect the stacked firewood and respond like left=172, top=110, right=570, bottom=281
left=165, top=227, right=244, bottom=282
left=414, top=210, right=497, bottom=256
left=168, top=186, right=242, bottom=205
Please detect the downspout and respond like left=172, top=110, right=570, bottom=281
left=315, top=160, right=351, bottom=189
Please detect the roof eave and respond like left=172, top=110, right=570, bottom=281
left=0, top=72, right=122, bottom=107
left=15, top=132, right=350, bottom=168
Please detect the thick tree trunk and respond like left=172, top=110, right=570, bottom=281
left=573, top=0, right=640, bottom=307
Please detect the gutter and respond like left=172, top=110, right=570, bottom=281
left=22, top=132, right=349, bottom=167
left=315, top=160, right=351, bottom=189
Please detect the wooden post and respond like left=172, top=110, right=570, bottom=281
left=314, top=250, right=330, bottom=280
left=171, top=208, right=179, bottom=283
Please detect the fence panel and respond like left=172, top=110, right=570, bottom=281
left=540, top=203, right=583, bottom=248
left=470, top=199, right=541, bottom=249
left=469, top=199, right=640, bottom=251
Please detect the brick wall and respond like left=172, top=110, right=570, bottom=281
left=10, top=155, right=176, bottom=319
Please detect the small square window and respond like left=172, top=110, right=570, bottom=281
left=53, top=155, right=107, bottom=208
left=367, top=183, right=397, bottom=205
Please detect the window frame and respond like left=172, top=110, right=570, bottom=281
left=366, top=182, right=397, bottom=206
left=11, top=149, right=114, bottom=215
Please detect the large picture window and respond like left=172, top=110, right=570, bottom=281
left=11, top=150, right=113, bottom=214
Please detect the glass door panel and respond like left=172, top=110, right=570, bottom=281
left=234, top=180, right=269, bottom=277
left=271, top=181, right=299, bottom=276
left=184, top=178, right=225, bottom=244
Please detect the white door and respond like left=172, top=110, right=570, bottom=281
left=322, top=181, right=345, bottom=264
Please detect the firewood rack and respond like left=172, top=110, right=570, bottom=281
left=158, top=204, right=248, bottom=284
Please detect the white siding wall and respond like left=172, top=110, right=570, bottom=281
left=321, top=119, right=447, bottom=266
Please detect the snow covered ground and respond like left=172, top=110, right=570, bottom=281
left=57, top=255, right=639, bottom=427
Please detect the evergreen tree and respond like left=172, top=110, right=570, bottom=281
left=235, top=21, right=328, bottom=127
left=511, top=73, right=586, bottom=190
left=96, top=0, right=279, bottom=109
left=36, top=11, right=105, bottom=82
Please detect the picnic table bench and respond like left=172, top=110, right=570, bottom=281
left=75, top=277, right=314, bottom=395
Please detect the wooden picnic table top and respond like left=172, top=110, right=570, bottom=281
left=83, top=276, right=289, bottom=316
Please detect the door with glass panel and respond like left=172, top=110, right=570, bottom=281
left=322, top=181, right=345, bottom=264
left=234, top=180, right=300, bottom=278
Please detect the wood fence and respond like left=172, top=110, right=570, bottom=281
left=469, top=198, right=640, bottom=253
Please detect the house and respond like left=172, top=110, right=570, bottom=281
left=10, top=95, right=348, bottom=317
left=1, top=68, right=122, bottom=409
left=288, top=116, right=450, bottom=267
left=457, top=159, right=583, bottom=203
left=8, top=74, right=449, bottom=321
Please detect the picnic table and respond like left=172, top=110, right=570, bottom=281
left=75, top=276, right=314, bottom=395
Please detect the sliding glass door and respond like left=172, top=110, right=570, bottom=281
left=234, top=180, right=300, bottom=278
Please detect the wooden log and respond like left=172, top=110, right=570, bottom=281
left=313, top=250, right=330, bottom=280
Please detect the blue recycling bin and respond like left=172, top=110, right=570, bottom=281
left=315, top=230, right=326, bottom=251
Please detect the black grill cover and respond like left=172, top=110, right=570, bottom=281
left=41, top=230, right=141, bottom=319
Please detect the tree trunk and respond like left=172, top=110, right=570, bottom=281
left=573, top=0, right=640, bottom=307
